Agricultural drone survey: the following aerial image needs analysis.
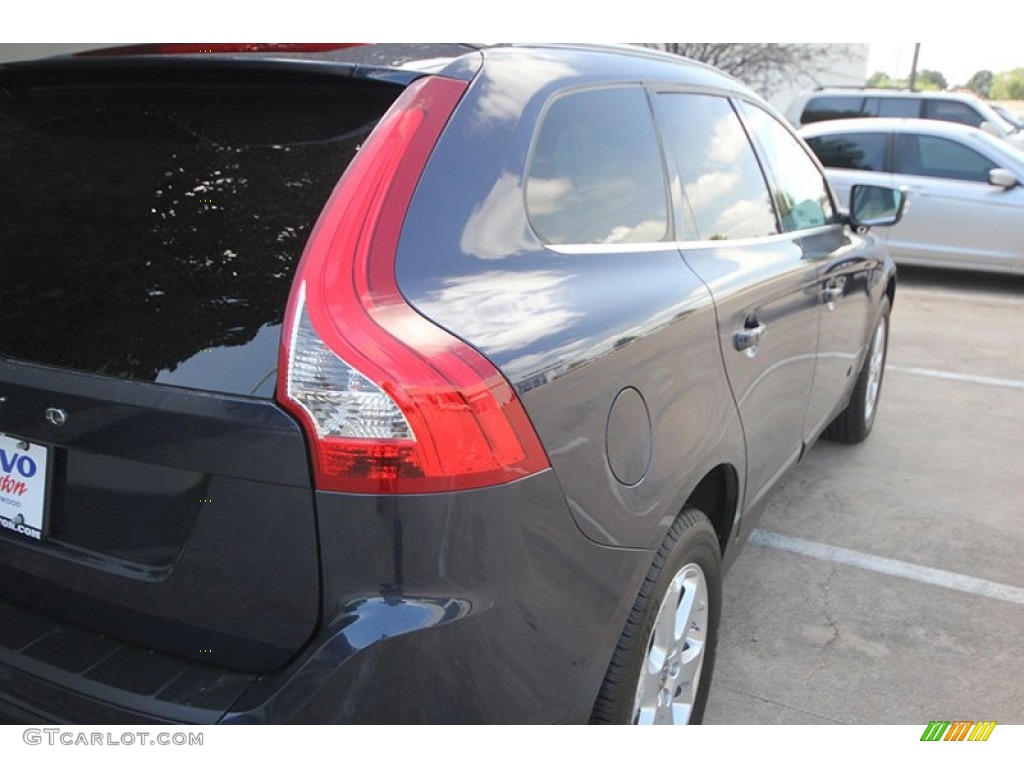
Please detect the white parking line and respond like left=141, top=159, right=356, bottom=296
left=750, top=529, right=1024, bottom=606
left=887, top=365, right=1024, bottom=391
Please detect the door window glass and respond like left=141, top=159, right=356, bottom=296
left=805, top=133, right=889, bottom=172
left=654, top=93, right=778, bottom=240
left=895, top=134, right=996, bottom=182
left=739, top=102, right=836, bottom=232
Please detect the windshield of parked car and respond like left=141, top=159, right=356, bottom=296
left=992, top=104, right=1024, bottom=132
left=966, top=128, right=1024, bottom=171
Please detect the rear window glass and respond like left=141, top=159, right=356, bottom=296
left=0, top=70, right=400, bottom=397
left=526, top=86, right=669, bottom=245
left=801, top=96, right=865, bottom=124
left=923, top=100, right=984, bottom=127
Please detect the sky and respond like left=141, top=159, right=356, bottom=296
left=867, top=43, right=1022, bottom=87
left=6, top=1, right=1022, bottom=90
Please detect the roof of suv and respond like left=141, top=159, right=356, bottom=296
left=2, top=42, right=760, bottom=105
left=8, top=42, right=742, bottom=78
left=809, top=87, right=985, bottom=101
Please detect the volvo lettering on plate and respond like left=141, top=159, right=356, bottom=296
left=0, top=434, right=49, bottom=541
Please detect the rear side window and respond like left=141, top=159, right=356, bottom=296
left=895, top=134, right=996, bottom=182
left=526, top=86, right=669, bottom=245
left=0, top=71, right=401, bottom=397
left=878, top=98, right=921, bottom=118
left=806, top=133, right=889, bottom=172
left=924, top=100, right=984, bottom=128
left=801, top=95, right=865, bottom=124
left=654, top=92, right=778, bottom=240
left=739, top=102, right=836, bottom=233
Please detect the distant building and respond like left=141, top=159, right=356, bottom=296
left=767, top=44, right=869, bottom=114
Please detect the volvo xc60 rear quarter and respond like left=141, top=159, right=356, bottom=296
left=0, top=43, right=897, bottom=724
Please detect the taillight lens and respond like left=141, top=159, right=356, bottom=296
left=278, top=75, right=550, bottom=494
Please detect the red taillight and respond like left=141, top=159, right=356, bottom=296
left=76, top=44, right=364, bottom=57
left=278, top=75, right=550, bottom=495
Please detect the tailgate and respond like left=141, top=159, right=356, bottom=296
left=0, top=58, right=408, bottom=673
left=0, top=362, right=318, bottom=672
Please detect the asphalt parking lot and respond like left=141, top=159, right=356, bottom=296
left=705, top=265, right=1024, bottom=725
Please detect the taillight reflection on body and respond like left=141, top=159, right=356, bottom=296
left=278, top=75, right=550, bottom=494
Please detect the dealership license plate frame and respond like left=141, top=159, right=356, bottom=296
left=0, top=432, right=52, bottom=542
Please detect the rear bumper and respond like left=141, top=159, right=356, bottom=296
left=0, top=598, right=256, bottom=724
left=0, top=470, right=653, bottom=724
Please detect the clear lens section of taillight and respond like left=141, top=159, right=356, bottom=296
left=287, top=283, right=413, bottom=440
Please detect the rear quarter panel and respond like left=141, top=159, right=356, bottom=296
left=396, top=48, right=746, bottom=551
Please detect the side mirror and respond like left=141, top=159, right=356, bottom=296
left=849, top=185, right=906, bottom=229
left=988, top=168, right=1018, bottom=189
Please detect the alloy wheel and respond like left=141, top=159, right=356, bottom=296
left=631, top=562, right=709, bottom=724
left=864, top=316, right=887, bottom=424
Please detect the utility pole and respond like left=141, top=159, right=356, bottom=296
left=908, top=43, right=921, bottom=91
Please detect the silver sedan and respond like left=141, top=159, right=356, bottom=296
left=800, top=118, right=1024, bottom=275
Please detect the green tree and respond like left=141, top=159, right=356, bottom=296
left=991, top=68, right=1024, bottom=100
left=966, top=69, right=994, bottom=97
left=914, top=70, right=948, bottom=91
left=867, top=71, right=893, bottom=88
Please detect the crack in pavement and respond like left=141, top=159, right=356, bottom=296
left=806, top=566, right=840, bottom=685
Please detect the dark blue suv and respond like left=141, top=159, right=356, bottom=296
left=0, top=43, right=902, bottom=724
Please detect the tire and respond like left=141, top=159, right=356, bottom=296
left=823, top=295, right=891, bottom=444
left=591, top=507, right=722, bottom=725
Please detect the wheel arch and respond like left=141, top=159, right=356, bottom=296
left=885, top=270, right=896, bottom=309
left=679, top=463, right=740, bottom=557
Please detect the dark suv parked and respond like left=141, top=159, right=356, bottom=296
left=0, top=43, right=902, bottom=724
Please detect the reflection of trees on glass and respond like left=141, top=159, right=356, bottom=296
left=0, top=79, right=397, bottom=387
left=808, top=138, right=865, bottom=169
left=806, top=134, right=887, bottom=172
left=830, top=139, right=866, bottom=169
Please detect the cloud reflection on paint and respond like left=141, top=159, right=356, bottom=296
left=471, top=55, right=578, bottom=128
left=414, top=270, right=581, bottom=355
left=460, top=172, right=535, bottom=260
